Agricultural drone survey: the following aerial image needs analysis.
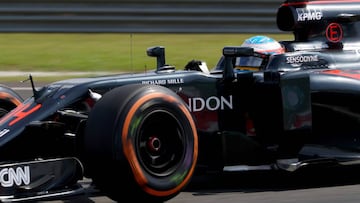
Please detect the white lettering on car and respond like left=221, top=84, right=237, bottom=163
left=297, top=8, right=323, bottom=21
left=0, top=166, right=30, bottom=187
left=167, top=78, right=184, bottom=84
left=0, top=129, right=10, bottom=138
left=141, top=79, right=166, bottom=85
left=286, top=55, right=319, bottom=64
left=141, top=78, right=184, bottom=85
left=187, top=95, right=233, bottom=112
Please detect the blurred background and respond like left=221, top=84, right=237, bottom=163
left=0, top=0, right=283, bottom=33
left=0, top=0, right=290, bottom=79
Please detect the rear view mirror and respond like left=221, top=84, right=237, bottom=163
left=223, top=46, right=255, bottom=57
left=147, top=46, right=166, bottom=70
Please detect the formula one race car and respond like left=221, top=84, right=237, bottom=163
left=1, top=0, right=360, bottom=202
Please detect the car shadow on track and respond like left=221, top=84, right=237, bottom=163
left=185, top=166, right=360, bottom=195
left=42, top=166, right=360, bottom=203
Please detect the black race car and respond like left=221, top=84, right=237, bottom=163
left=1, top=0, right=360, bottom=202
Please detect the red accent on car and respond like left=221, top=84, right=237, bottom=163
left=326, top=23, right=343, bottom=43
left=323, top=69, right=360, bottom=80
left=0, top=103, right=42, bottom=126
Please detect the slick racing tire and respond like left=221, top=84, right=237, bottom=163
left=83, top=84, right=198, bottom=203
left=0, top=84, right=23, bottom=118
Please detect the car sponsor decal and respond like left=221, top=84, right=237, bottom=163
left=296, top=8, right=323, bottom=22
left=0, top=103, right=41, bottom=126
left=0, top=128, right=10, bottom=138
left=141, top=78, right=184, bottom=85
left=0, top=166, right=30, bottom=187
left=323, top=69, right=360, bottom=80
left=286, top=55, right=319, bottom=65
left=186, top=95, right=233, bottom=112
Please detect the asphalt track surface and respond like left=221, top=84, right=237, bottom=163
left=5, top=79, right=360, bottom=203
left=41, top=169, right=360, bottom=203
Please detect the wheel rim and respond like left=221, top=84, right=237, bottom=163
left=137, top=110, right=184, bottom=176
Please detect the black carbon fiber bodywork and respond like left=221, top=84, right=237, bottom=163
left=2, top=0, right=360, bottom=201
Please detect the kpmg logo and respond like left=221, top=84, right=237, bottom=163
left=296, top=8, right=323, bottom=22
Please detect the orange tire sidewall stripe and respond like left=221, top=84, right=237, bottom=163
left=0, top=92, right=22, bottom=106
left=122, top=91, right=198, bottom=197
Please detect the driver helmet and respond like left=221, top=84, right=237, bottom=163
left=235, top=35, right=284, bottom=71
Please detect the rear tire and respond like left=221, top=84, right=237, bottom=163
left=83, top=84, right=198, bottom=202
left=0, top=84, right=23, bottom=118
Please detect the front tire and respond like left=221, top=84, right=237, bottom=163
left=83, top=84, right=198, bottom=202
left=0, top=84, right=23, bottom=118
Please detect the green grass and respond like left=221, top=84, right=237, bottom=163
left=0, top=33, right=293, bottom=74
